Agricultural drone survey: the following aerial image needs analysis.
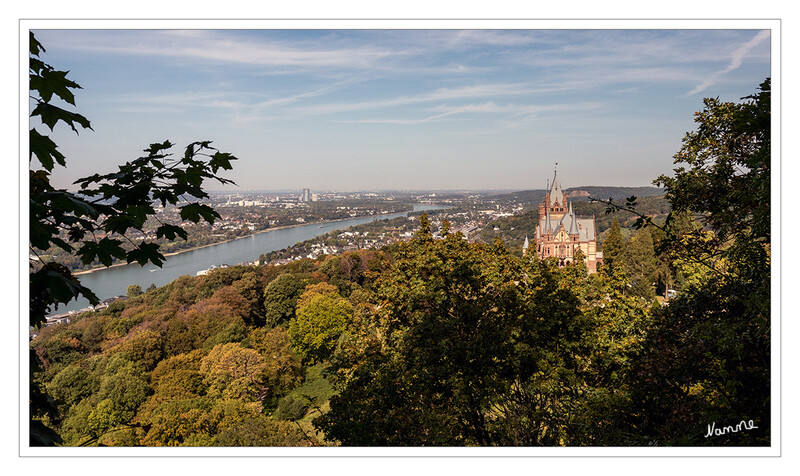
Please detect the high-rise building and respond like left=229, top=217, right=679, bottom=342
left=301, top=188, right=311, bottom=202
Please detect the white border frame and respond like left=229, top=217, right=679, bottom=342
left=18, top=18, right=781, bottom=459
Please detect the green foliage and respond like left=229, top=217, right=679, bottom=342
left=291, top=364, right=335, bottom=409
left=263, top=273, right=312, bottom=328
left=213, top=416, right=313, bottom=446
left=126, top=284, right=143, bottom=298
left=623, top=80, right=772, bottom=446
left=317, top=228, right=589, bottom=445
left=621, top=226, right=657, bottom=300
left=601, top=217, right=624, bottom=270
left=275, top=394, right=310, bottom=421
left=656, top=79, right=770, bottom=258
left=289, top=284, right=352, bottom=363
left=107, top=328, right=165, bottom=372
left=202, top=322, right=249, bottom=351
left=46, top=364, right=98, bottom=411
left=88, top=354, right=150, bottom=436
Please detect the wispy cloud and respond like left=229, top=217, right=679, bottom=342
left=37, top=30, right=397, bottom=70
left=335, top=100, right=603, bottom=125
left=685, top=30, right=770, bottom=96
left=293, top=82, right=550, bottom=117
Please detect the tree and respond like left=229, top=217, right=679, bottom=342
left=199, top=343, right=266, bottom=402
left=263, top=273, right=311, bottom=328
left=84, top=354, right=150, bottom=440
left=624, top=79, right=771, bottom=445
left=621, top=226, right=657, bottom=300
left=212, top=416, right=314, bottom=446
left=601, top=217, right=624, bottom=270
left=289, top=283, right=352, bottom=363
left=29, top=32, right=238, bottom=328
left=46, top=364, right=98, bottom=412
left=656, top=79, right=770, bottom=275
left=316, top=227, right=586, bottom=445
left=126, top=284, right=143, bottom=298
left=245, top=327, right=303, bottom=406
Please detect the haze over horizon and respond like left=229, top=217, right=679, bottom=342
left=31, top=25, right=771, bottom=192
left=208, top=183, right=665, bottom=194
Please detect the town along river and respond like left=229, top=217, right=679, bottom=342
left=51, top=203, right=448, bottom=315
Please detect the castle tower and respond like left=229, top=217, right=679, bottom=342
left=534, top=167, right=599, bottom=273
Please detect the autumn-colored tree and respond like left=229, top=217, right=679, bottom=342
left=199, top=343, right=266, bottom=402
left=245, top=327, right=303, bottom=407
left=107, top=327, right=164, bottom=372
left=179, top=300, right=247, bottom=349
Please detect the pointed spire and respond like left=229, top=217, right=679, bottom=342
left=569, top=207, right=579, bottom=236
left=549, top=166, right=565, bottom=206
left=523, top=235, right=530, bottom=253
left=545, top=209, right=551, bottom=234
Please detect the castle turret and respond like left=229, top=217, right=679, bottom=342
left=568, top=202, right=579, bottom=237
left=547, top=168, right=567, bottom=220
left=545, top=209, right=552, bottom=236
left=549, top=169, right=566, bottom=206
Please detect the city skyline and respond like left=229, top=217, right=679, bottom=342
left=30, top=24, right=772, bottom=192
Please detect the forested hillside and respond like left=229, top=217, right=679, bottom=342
left=474, top=194, right=672, bottom=253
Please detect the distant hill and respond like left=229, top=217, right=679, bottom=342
left=492, top=186, right=664, bottom=206
left=475, top=190, right=671, bottom=253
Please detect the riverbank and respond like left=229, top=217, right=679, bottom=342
left=50, top=203, right=447, bottom=316
left=72, top=208, right=417, bottom=276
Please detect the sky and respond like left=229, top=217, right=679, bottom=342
left=30, top=26, right=772, bottom=193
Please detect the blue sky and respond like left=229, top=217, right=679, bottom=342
left=32, top=27, right=772, bottom=192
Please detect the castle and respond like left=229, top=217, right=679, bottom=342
left=523, top=169, right=600, bottom=273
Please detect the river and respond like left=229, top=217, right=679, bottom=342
left=50, top=203, right=447, bottom=315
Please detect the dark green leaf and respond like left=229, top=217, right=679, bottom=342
left=31, top=102, right=91, bottom=133
left=179, top=202, right=220, bottom=224
left=145, top=141, right=173, bottom=155
left=155, top=224, right=188, bottom=241
left=76, top=237, right=126, bottom=267
left=209, top=151, right=236, bottom=173
left=127, top=242, right=165, bottom=267
left=30, top=129, right=65, bottom=171
left=31, top=68, right=82, bottom=105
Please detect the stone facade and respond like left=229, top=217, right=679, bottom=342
left=523, top=170, right=600, bottom=273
